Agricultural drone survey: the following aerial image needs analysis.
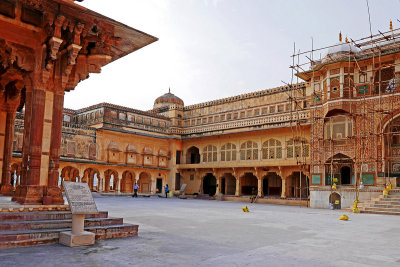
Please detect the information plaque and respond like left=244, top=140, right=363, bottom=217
left=63, top=181, right=98, bottom=214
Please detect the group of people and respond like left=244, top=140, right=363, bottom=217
left=132, top=183, right=169, bottom=198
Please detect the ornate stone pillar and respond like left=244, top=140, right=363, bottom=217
left=0, top=110, right=17, bottom=195
left=117, top=177, right=121, bottom=193
left=281, top=178, right=287, bottom=198
left=235, top=177, right=240, bottom=196
left=46, top=91, right=65, bottom=204
left=13, top=78, right=48, bottom=204
left=216, top=176, right=221, bottom=195
left=257, top=177, right=263, bottom=197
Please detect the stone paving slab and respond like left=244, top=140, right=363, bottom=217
left=0, top=197, right=399, bottom=267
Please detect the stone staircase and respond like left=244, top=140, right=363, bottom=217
left=358, top=189, right=400, bottom=215
left=0, top=210, right=138, bottom=249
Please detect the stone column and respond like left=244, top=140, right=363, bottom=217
left=235, top=177, right=240, bottom=196
left=216, top=176, right=221, bottom=195
left=281, top=178, right=287, bottom=198
left=117, top=177, right=121, bottom=193
left=13, top=83, right=48, bottom=204
left=257, top=177, right=263, bottom=197
left=46, top=92, right=65, bottom=203
left=0, top=110, right=17, bottom=196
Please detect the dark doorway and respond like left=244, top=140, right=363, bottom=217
left=187, top=146, right=200, bottom=164
left=263, top=178, right=268, bottom=196
left=240, top=173, right=258, bottom=195
left=341, top=166, right=351, bottom=184
left=203, top=173, right=217, bottom=196
left=329, top=193, right=341, bottom=209
left=221, top=178, right=226, bottom=195
left=156, top=178, right=163, bottom=194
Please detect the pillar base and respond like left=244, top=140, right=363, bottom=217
left=12, top=185, right=44, bottom=205
left=59, top=231, right=95, bottom=247
left=46, top=186, right=64, bottom=204
left=0, top=184, right=14, bottom=196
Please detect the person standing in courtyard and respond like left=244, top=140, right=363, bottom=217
left=165, top=184, right=169, bottom=198
left=132, top=183, right=139, bottom=198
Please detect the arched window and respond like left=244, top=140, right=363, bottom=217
left=262, top=139, right=282, bottom=159
left=286, top=138, right=309, bottom=158
left=203, top=145, right=217, bottom=162
left=240, top=141, right=258, bottom=160
left=325, top=116, right=353, bottom=140
left=221, top=143, right=237, bottom=161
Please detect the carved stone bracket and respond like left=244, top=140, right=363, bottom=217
left=48, top=37, right=63, bottom=61
left=67, top=44, right=82, bottom=67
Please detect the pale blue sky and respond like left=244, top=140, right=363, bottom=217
left=65, top=0, right=400, bottom=111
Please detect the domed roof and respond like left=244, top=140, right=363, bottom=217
left=154, top=88, right=184, bottom=106
left=323, top=42, right=360, bottom=61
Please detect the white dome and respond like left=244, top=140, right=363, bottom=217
left=323, top=42, right=360, bottom=62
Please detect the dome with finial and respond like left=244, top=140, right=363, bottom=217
left=322, top=32, right=360, bottom=62
left=154, top=88, right=184, bottom=108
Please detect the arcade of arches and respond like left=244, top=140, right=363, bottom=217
left=6, top=160, right=169, bottom=195
left=180, top=167, right=309, bottom=200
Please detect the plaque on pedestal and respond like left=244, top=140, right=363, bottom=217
left=60, top=181, right=98, bottom=247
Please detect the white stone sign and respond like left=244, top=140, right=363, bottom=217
left=63, top=181, right=98, bottom=214
left=60, top=181, right=98, bottom=247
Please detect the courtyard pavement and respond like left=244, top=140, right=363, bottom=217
left=0, top=196, right=399, bottom=267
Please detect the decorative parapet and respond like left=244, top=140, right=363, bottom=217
left=183, top=83, right=306, bottom=111
left=171, top=110, right=310, bottom=136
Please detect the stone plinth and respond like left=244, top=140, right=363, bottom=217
left=59, top=231, right=95, bottom=247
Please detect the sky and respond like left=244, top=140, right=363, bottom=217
left=65, top=0, right=400, bottom=111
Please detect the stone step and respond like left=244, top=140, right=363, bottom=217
left=0, top=211, right=108, bottom=222
left=0, top=217, right=123, bottom=231
left=360, top=210, right=400, bottom=216
left=364, top=207, right=400, bottom=212
left=0, top=223, right=138, bottom=249
left=370, top=204, right=400, bottom=209
left=372, top=200, right=400, bottom=205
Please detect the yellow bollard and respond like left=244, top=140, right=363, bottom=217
left=332, top=183, right=337, bottom=190
left=242, top=206, right=249, bottom=212
left=383, top=189, right=389, bottom=196
left=339, top=214, right=349, bottom=220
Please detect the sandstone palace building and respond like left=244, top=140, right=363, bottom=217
left=2, top=0, right=400, bottom=209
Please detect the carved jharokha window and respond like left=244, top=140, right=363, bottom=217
left=286, top=138, right=309, bottom=158
left=374, top=66, right=395, bottom=93
left=240, top=141, right=258, bottom=160
left=202, top=145, right=217, bottom=162
left=262, top=139, right=282, bottom=159
left=221, top=143, right=237, bottom=161
left=324, top=116, right=353, bottom=140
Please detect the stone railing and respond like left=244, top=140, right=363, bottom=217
left=171, top=110, right=310, bottom=136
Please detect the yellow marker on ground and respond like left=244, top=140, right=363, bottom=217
left=242, top=206, right=249, bottom=212
left=339, top=214, right=349, bottom=221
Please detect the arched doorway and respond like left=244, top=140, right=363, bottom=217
left=186, top=146, right=200, bottom=164
left=340, top=166, right=351, bottom=185
left=325, top=153, right=354, bottom=185
left=288, top=172, right=309, bottom=198
left=121, top=171, right=134, bottom=193
left=138, top=172, right=151, bottom=193
left=329, top=192, right=341, bottom=209
left=104, top=169, right=118, bottom=192
left=383, top=115, right=400, bottom=182
left=83, top=168, right=100, bottom=191
left=203, top=173, right=217, bottom=196
left=240, top=172, right=258, bottom=195
left=262, top=172, right=282, bottom=196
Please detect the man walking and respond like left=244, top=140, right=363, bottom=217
left=132, top=183, right=139, bottom=198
